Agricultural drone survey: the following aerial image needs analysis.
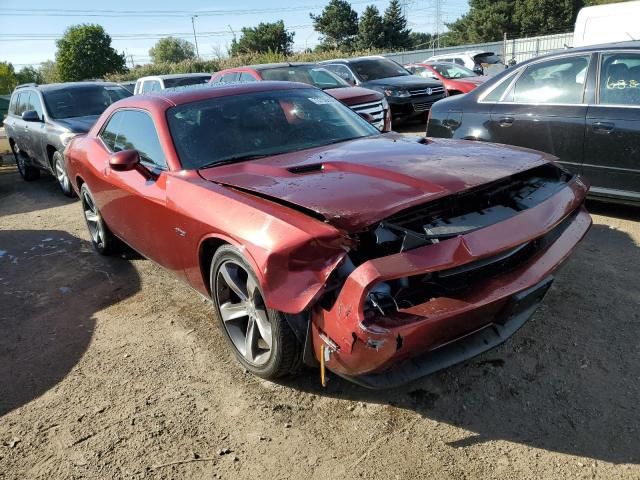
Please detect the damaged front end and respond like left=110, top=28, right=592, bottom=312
left=308, top=164, right=591, bottom=388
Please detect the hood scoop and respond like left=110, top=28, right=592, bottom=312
left=288, top=163, right=324, bottom=174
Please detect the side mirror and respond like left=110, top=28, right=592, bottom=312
left=109, top=149, right=158, bottom=180
left=22, top=110, right=41, bottom=122
left=358, top=112, right=375, bottom=123
left=109, top=149, right=140, bottom=172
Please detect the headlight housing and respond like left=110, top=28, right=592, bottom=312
left=61, top=132, right=79, bottom=147
left=383, top=88, right=411, bottom=98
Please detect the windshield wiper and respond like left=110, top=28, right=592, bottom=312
left=198, top=154, right=268, bottom=170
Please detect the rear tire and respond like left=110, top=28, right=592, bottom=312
left=53, top=150, right=75, bottom=197
left=210, top=245, right=302, bottom=379
left=11, top=143, right=40, bottom=181
left=80, top=183, right=118, bottom=255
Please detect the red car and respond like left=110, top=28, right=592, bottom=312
left=405, top=62, right=487, bottom=96
left=210, top=63, right=391, bottom=132
left=65, top=82, right=591, bottom=388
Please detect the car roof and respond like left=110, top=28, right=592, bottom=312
left=248, top=62, right=315, bottom=70
left=114, top=81, right=313, bottom=109
left=137, top=73, right=212, bottom=81
left=320, top=55, right=387, bottom=64
left=15, top=81, right=122, bottom=93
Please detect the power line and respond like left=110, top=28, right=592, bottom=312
left=0, top=0, right=388, bottom=17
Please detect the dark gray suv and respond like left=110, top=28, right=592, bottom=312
left=3, top=82, right=131, bottom=196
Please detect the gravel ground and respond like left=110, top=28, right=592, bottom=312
left=1, top=143, right=639, bottom=480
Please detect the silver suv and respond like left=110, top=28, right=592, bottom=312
left=3, top=82, right=131, bottom=196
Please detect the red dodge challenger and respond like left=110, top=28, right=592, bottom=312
left=65, top=82, right=591, bottom=388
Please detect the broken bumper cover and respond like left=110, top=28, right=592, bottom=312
left=311, top=178, right=591, bottom=387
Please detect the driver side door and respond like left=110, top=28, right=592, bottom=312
left=96, top=109, right=173, bottom=264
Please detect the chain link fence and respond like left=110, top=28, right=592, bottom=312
left=384, top=32, right=574, bottom=75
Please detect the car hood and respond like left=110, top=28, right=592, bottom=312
left=198, top=134, right=552, bottom=232
left=324, top=86, right=382, bottom=106
left=361, top=75, right=442, bottom=89
left=53, top=115, right=101, bottom=133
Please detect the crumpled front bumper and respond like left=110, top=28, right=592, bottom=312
left=311, top=178, right=591, bottom=387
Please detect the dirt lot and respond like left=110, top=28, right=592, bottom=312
left=1, top=145, right=639, bottom=479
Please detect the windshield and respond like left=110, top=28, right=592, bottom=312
left=163, top=76, right=211, bottom=88
left=430, top=63, right=477, bottom=79
left=351, top=58, right=410, bottom=81
left=260, top=66, right=350, bottom=89
left=167, top=88, right=379, bottom=170
left=43, top=85, right=131, bottom=119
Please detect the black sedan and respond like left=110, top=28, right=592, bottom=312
left=427, top=41, right=640, bottom=205
left=320, top=56, right=446, bottom=122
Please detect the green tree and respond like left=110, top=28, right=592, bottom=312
left=15, top=66, right=42, bottom=85
left=149, top=37, right=196, bottom=63
left=230, top=20, right=294, bottom=56
left=514, top=0, right=583, bottom=36
left=446, top=0, right=517, bottom=45
left=0, top=62, right=17, bottom=94
left=310, top=0, right=359, bottom=49
left=383, top=0, right=411, bottom=50
left=356, top=5, right=385, bottom=49
left=38, top=61, right=59, bottom=84
left=55, top=24, right=126, bottom=81
left=409, top=31, right=434, bottom=49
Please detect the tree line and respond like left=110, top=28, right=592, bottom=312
left=0, top=0, right=633, bottom=93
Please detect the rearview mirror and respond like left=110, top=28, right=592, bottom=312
left=22, top=110, right=41, bottom=122
left=109, top=149, right=140, bottom=172
left=358, top=112, right=375, bottom=123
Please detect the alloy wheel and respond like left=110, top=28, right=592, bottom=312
left=216, top=261, right=273, bottom=366
left=81, top=189, right=105, bottom=248
left=54, top=154, right=70, bottom=192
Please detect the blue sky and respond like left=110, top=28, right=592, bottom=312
left=0, top=0, right=470, bottom=68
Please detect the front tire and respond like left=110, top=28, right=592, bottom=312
left=53, top=150, right=75, bottom=197
left=210, top=245, right=302, bottom=379
left=80, top=183, right=117, bottom=255
left=11, top=143, right=40, bottom=181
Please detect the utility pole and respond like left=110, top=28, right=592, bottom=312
left=435, top=0, right=442, bottom=49
left=191, top=15, right=200, bottom=59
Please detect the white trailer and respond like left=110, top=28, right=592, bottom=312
left=574, top=1, right=640, bottom=47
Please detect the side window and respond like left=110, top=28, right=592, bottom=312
left=599, top=53, right=640, bottom=106
left=8, top=93, right=18, bottom=115
left=482, top=71, right=518, bottom=102
left=324, top=64, right=356, bottom=84
left=16, top=92, right=29, bottom=116
left=454, top=58, right=465, bottom=66
left=221, top=72, right=239, bottom=83
left=239, top=72, right=257, bottom=82
left=113, top=110, right=167, bottom=169
left=509, top=55, right=591, bottom=104
left=23, top=92, right=35, bottom=114
left=99, top=111, right=123, bottom=151
left=30, top=92, right=44, bottom=120
left=141, top=80, right=161, bottom=93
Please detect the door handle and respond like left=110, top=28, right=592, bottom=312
left=593, top=121, right=614, bottom=133
left=498, top=116, right=514, bottom=127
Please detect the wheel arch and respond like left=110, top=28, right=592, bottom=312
left=46, top=144, right=58, bottom=169
left=198, top=233, right=262, bottom=299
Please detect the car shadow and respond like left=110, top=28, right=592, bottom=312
left=281, top=223, right=640, bottom=464
left=0, top=230, right=141, bottom=416
left=0, top=161, right=77, bottom=217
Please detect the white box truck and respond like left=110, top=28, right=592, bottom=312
left=574, top=1, right=640, bottom=47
